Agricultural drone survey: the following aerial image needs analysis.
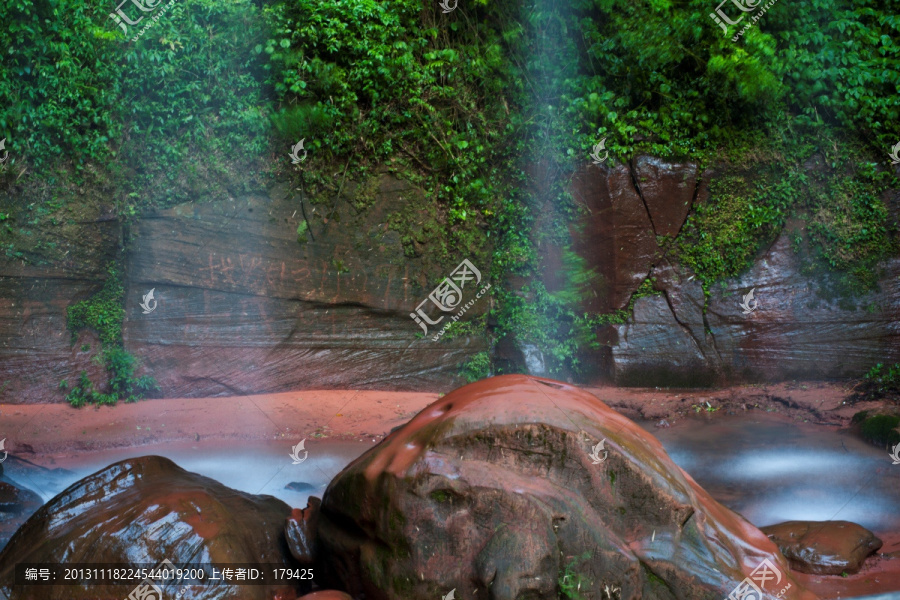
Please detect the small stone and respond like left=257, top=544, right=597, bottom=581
left=761, top=520, right=883, bottom=575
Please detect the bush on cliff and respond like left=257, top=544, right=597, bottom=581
left=2, top=0, right=898, bottom=378
left=63, top=264, right=158, bottom=406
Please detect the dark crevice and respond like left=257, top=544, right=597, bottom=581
left=702, top=309, right=723, bottom=363
left=629, top=159, right=658, bottom=238
left=181, top=375, right=242, bottom=396
left=639, top=560, right=678, bottom=597
left=661, top=289, right=706, bottom=360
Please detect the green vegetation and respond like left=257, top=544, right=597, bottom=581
left=296, top=220, right=309, bottom=244
left=1, top=0, right=898, bottom=381
left=859, top=414, right=900, bottom=447
left=678, top=143, right=897, bottom=299
left=559, top=552, right=592, bottom=599
left=460, top=352, right=492, bottom=383
left=863, top=363, right=900, bottom=395
left=66, top=263, right=126, bottom=346
left=63, top=263, right=158, bottom=406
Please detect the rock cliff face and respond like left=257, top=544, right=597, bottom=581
left=568, top=157, right=900, bottom=386
left=123, top=175, right=486, bottom=398
left=0, top=159, right=897, bottom=402
left=0, top=174, right=488, bottom=402
left=0, top=204, right=122, bottom=403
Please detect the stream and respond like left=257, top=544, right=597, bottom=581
left=3, top=413, right=900, bottom=598
left=641, top=413, right=900, bottom=534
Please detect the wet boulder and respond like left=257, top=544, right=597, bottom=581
left=0, top=480, right=43, bottom=551
left=0, top=456, right=299, bottom=599
left=316, top=374, right=818, bottom=600
left=287, top=497, right=321, bottom=564
left=298, top=592, right=352, bottom=600
left=761, top=520, right=883, bottom=575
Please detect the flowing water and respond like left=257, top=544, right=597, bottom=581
left=3, top=439, right=374, bottom=510
left=4, top=413, right=900, bottom=598
left=10, top=413, right=900, bottom=534
left=642, top=413, right=900, bottom=534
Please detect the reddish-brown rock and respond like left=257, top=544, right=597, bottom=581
left=632, top=155, right=698, bottom=238
left=0, top=174, right=488, bottom=404
left=0, top=456, right=298, bottom=599
left=0, top=479, right=42, bottom=551
left=0, top=205, right=120, bottom=404
left=316, top=375, right=817, bottom=600
left=297, top=592, right=352, bottom=600
left=124, top=176, right=487, bottom=397
left=613, top=231, right=900, bottom=384
left=286, top=497, right=321, bottom=564
left=761, top=520, right=883, bottom=575
left=571, top=163, right=661, bottom=313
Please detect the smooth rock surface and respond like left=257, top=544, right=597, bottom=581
left=0, top=480, right=42, bottom=552
left=298, top=592, right=352, bottom=600
left=286, top=497, right=320, bottom=564
left=761, top=520, right=883, bottom=575
left=316, top=374, right=817, bottom=600
left=0, top=174, right=487, bottom=403
left=0, top=456, right=298, bottom=599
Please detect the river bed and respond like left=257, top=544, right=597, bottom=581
left=3, top=412, right=899, bottom=598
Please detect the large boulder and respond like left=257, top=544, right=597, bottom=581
left=760, top=520, right=883, bottom=575
left=0, top=456, right=299, bottom=599
left=0, top=479, right=42, bottom=552
left=315, top=374, right=818, bottom=600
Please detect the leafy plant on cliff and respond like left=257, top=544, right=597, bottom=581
left=63, top=263, right=158, bottom=406
left=559, top=552, right=592, bottom=599
left=3, top=0, right=900, bottom=385
left=863, top=363, right=900, bottom=395
left=66, top=263, right=126, bottom=346
left=459, top=351, right=492, bottom=383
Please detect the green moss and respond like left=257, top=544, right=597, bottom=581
left=558, top=552, right=592, bottom=600
left=851, top=410, right=869, bottom=425
left=860, top=415, right=900, bottom=447
left=429, top=490, right=451, bottom=503
left=63, top=262, right=159, bottom=406
left=863, top=363, right=900, bottom=395
left=296, top=220, right=309, bottom=244
left=66, top=263, right=126, bottom=346
left=459, top=351, right=491, bottom=383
